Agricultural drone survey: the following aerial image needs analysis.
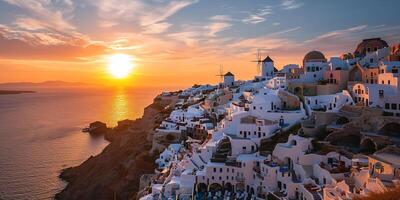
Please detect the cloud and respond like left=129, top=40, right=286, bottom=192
left=13, top=17, right=47, bottom=31
left=140, top=0, right=198, bottom=26
left=0, top=24, right=107, bottom=60
left=281, top=0, right=304, bottom=10
left=209, top=15, right=232, bottom=22
left=207, top=22, right=232, bottom=37
left=93, top=0, right=198, bottom=34
left=143, top=22, right=172, bottom=34
left=266, top=26, right=302, bottom=37
left=1, top=0, right=76, bottom=31
left=242, top=6, right=272, bottom=24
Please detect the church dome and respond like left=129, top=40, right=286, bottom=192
left=303, top=51, right=327, bottom=64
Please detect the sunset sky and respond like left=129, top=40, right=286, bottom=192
left=1, top=0, right=400, bottom=89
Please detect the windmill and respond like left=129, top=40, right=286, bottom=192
left=251, top=49, right=267, bottom=75
left=216, top=65, right=224, bottom=83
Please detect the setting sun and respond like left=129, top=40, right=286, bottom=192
left=107, top=54, right=134, bottom=79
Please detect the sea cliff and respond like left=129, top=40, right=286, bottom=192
left=55, top=94, right=178, bottom=200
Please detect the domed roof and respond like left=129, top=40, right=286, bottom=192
left=303, top=51, right=327, bottom=63
left=354, top=38, right=388, bottom=57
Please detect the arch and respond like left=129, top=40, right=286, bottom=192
left=249, top=187, right=255, bottom=195
left=379, top=122, right=400, bottom=137
left=349, top=65, right=363, bottom=82
left=336, top=117, right=350, bottom=125
left=361, top=138, right=377, bottom=154
left=208, top=183, right=223, bottom=192
left=197, top=183, right=207, bottom=192
left=235, top=183, right=245, bottom=192
left=331, top=134, right=361, bottom=148
left=294, top=87, right=302, bottom=95
left=224, top=182, right=234, bottom=192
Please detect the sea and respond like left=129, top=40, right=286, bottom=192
left=0, top=87, right=167, bottom=200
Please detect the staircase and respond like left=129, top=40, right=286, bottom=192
left=198, top=154, right=207, bottom=164
left=190, top=158, right=200, bottom=169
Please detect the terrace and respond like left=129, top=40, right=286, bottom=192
left=320, top=159, right=351, bottom=174
left=263, top=159, right=279, bottom=167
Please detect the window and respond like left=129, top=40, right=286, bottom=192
left=253, top=106, right=256, bottom=110
left=391, top=104, right=397, bottom=110
left=212, top=176, right=214, bottom=180
left=214, top=168, right=216, bottom=172
left=370, top=58, right=373, bottom=63
left=220, top=168, right=222, bottom=173
left=388, top=80, right=391, bottom=85
left=232, top=169, right=234, bottom=173
left=385, top=103, right=390, bottom=109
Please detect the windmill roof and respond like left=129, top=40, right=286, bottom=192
left=224, top=72, right=234, bottom=76
left=262, top=56, right=274, bottom=63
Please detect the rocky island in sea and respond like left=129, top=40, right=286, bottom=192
left=56, top=38, right=400, bottom=200
left=0, top=90, right=35, bottom=95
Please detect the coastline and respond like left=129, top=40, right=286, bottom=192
left=55, top=93, right=178, bottom=200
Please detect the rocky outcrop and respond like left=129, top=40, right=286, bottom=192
left=87, top=121, right=110, bottom=135
left=56, top=95, right=178, bottom=200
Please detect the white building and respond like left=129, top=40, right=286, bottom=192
left=304, top=90, right=354, bottom=114
left=266, top=73, right=287, bottom=90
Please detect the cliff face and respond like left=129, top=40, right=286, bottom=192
left=56, top=96, right=177, bottom=200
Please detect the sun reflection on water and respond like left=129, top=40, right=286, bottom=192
left=110, top=89, right=131, bottom=125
